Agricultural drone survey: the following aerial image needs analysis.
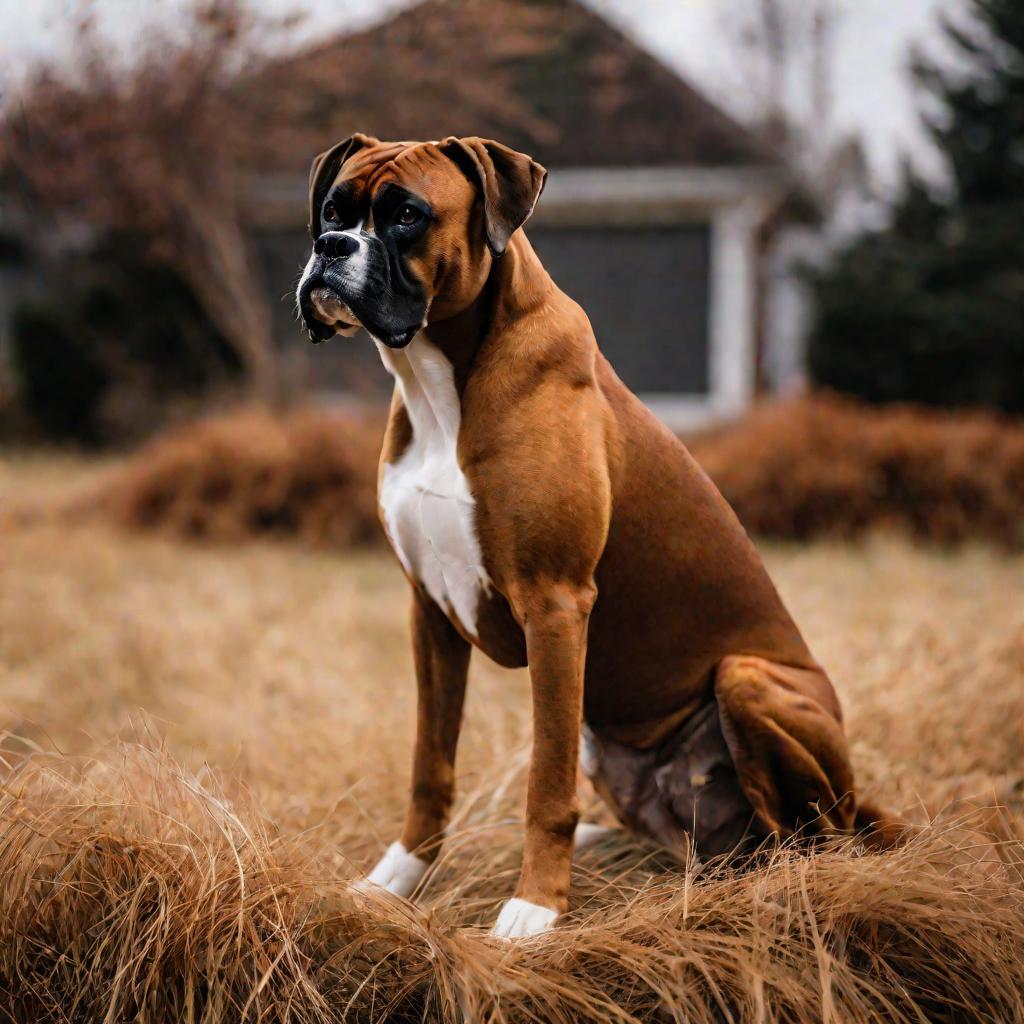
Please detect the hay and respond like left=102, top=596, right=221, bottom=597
left=5, top=428, right=1024, bottom=1021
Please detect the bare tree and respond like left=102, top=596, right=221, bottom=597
left=719, top=0, right=869, bottom=209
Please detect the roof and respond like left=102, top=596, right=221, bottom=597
left=248, top=0, right=784, bottom=176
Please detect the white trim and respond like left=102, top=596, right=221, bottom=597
left=539, top=165, right=788, bottom=210
left=641, top=396, right=732, bottom=435
left=249, top=165, right=791, bottom=228
left=705, top=197, right=769, bottom=420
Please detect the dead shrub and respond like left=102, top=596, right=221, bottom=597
left=103, top=407, right=384, bottom=547
left=690, top=394, right=1024, bottom=547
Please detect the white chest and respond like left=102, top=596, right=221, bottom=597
left=377, top=338, right=490, bottom=638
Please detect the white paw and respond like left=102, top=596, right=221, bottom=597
left=490, top=898, right=558, bottom=939
left=573, top=821, right=615, bottom=856
left=352, top=841, right=428, bottom=899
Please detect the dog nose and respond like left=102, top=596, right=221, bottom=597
left=314, top=232, right=360, bottom=259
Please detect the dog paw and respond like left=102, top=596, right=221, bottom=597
left=352, top=841, right=428, bottom=899
left=490, top=898, right=558, bottom=939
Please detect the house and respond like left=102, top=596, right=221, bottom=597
left=249, top=0, right=815, bottom=429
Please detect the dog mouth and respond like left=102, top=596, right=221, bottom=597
left=300, top=284, right=363, bottom=343
left=310, top=287, right=359, bottom=331
left=298, top=263, right=425, bottom=349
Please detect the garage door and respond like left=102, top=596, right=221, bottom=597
left=529, top=223, right=711, bottom=395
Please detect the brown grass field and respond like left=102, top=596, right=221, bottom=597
left=2, top=454, right=1024, bottom=1022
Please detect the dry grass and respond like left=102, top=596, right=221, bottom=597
left=2, top=458, right=1024, bottom=1021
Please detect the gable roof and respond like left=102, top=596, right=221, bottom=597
left=250, top=0, right=781, bottom=175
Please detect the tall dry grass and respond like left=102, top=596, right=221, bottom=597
left=2, top=489, right=1024, bottom=1021
left=3, top=741, right=1024, bottom=1023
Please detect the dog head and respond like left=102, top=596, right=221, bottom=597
left=296, top=134, right=547, bottom=348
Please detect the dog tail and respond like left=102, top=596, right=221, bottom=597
left=853, top=799, right=914, bottom=851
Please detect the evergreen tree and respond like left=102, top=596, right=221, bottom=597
left=805, top=0, right=1024, bottom=412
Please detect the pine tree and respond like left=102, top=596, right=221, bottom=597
left=805, top=0, right=1024, bottom=412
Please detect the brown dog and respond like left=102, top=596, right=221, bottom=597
left=297, top=134, right=873, bottom=938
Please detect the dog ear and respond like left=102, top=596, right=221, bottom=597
left=439, top=137, right=547, bottom=256
left=308, top=132, right=378, bottom=239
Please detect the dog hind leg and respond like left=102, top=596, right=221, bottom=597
left=713, top=655, right=857, bottom=839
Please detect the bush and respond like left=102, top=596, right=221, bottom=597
left=804, top=195, right=1024, bottom=414
left=105, top=407, right=383, bottom=548
left=689, top=394, right=1024, bottom=547
left=9, top=236, right=241, bottom=445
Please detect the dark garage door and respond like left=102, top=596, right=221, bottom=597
left=529, top=223, right=711, bottom=395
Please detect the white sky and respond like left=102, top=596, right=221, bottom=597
left=0, top=0, right=964, bottom=189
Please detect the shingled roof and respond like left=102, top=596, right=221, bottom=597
left=251, top=0, right=781, bottom=174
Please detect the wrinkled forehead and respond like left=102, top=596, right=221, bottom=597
left=333, top=141, right=471, bottom=210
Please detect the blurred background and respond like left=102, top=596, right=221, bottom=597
left=2, top=0, right=1022, bottom=548
left=2, top=0, right=1021, bottom=441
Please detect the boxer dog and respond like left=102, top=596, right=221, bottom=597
left=297, top=133, right=884, bottom=939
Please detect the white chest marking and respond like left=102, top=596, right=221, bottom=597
left=377, top=337, right=491, bottom=638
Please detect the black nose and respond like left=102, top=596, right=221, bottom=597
left=314, top=231, right=360, bottom=259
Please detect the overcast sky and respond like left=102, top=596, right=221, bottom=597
left=0, top=0, right=963, bottom=189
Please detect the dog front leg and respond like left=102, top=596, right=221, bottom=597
left=492, top=581, right=594, bottom=939
left=359, top=587, right=470, bottom=899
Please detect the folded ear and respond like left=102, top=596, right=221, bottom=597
left=439, top=137, right=547, bottom=256
left=307, top=132, right=379, bottom=238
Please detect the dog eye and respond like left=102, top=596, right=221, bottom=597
left=323, top=201, right=338, bottom=223
left=395, top=204, right=422, bottom=227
